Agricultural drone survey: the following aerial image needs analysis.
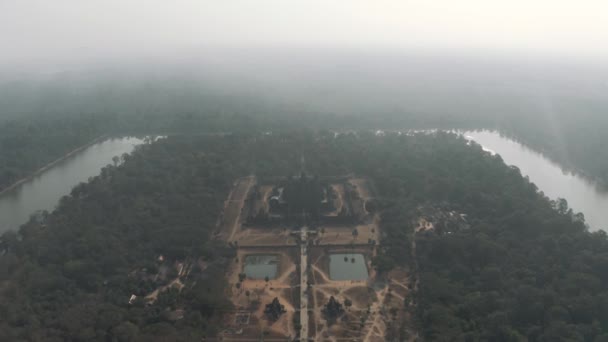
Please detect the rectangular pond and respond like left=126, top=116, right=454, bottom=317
left=329, top=253, right=369, bottom=281
left=243, top=255, right=278, bottom=280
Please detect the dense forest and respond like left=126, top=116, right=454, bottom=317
left=0, top=137, right=243, bottom=341
left=1, top=131, right=607, bottom=340
left=0, top=116, right=106, bottom=192
left=347, top=132, right=608, bottom=341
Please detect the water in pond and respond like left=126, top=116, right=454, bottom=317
left=463, top=130, right=608, bottom=232
left=329, top=253, right=368, bottom=281
left=244, top=255, right=278, bottom=280
left=0, top=137, right=147, bottom=233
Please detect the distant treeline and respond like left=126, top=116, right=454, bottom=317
left=499, top=112, right=608, bottom=188
left=2, top=71, right=608, bottom=187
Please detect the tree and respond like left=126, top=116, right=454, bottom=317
left=322, top=296, right=344, bottom=324
left=264, top=297, right=286, bottom=321
left=111, top=322, right=139, bottom=341
left=372, top=254, right=396, bottom=275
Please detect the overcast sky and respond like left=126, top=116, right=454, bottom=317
left=1, top=0, right=608, bottom=68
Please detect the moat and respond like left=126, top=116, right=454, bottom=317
left=0, top=137, right=147, bottom=233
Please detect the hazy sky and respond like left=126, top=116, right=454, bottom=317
left=1, top=0, right=608, bottom=67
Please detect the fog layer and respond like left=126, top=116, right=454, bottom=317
left=2, top=0, right=608, bottom=69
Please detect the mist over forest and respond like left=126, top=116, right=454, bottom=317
left=3, top=51, right=608, bottom=183
left=3, top=51, right=608, bottom=121
left=3, top=1, right=608, bottom=340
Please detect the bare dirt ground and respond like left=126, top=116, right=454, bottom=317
left=223, top=248, right=299, bottom=340
left=309, top=267, right=412, bottom=342
left=307, top=247, right=396, bottom=341
left=312, top=177, right=381, bottom=247
left=232, top=227, right=299, bottom=247
left=314, top=223, right=378, bottom=246
left=218, top=176, right=413, bottom=341
left=217, top=176, right=255, bottom=242
left=325, top=184, right=345, bottom=216
left=349, top=178, right=373, bottom=201
left=257, top=185, right=274, bottom=213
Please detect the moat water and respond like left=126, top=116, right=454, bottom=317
left=463, top=130, right=608, bottom=232
left=0, top=137, right=147, bottom=233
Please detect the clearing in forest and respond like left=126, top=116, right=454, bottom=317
left=218, top=175, right=411, bottom=341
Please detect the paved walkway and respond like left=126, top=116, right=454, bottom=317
left=299, top=227, right=309, bottom=341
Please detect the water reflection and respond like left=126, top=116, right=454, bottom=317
left=243, top=255, right=278, bottom=280
left=0, top=137, right=146, bottom=233
left=329, top=253, right=368, bottom=281
left=463, top=130, right=608, bottom=232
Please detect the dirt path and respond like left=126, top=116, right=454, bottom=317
left=225, top=176, right=255, bottom=242
left=350, top=178, right=372, bottom=200
left=275, top=263, right=296, bottom=283
left=363, top=285, right=388, bottom=342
